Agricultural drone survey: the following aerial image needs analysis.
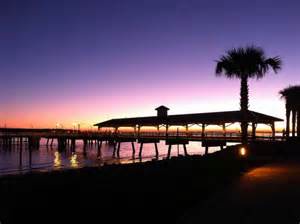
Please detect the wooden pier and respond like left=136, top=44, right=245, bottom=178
left=0, top=107, right=285, bottom=166
left=0, top=127, right=287, bottom=165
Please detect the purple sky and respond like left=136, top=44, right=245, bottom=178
left=1, top=0, right=300, bottom=128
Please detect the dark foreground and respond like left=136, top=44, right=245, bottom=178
left=0, top=141, right=299, bottom=224
left=180, top=159, right=300, bottom=224
left=0, top=147, right=246, bottom=224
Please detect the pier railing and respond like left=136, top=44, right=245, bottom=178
left=0, top=129, right=286, bottom=142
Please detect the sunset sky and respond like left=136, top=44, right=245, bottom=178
left=1, top=0, right=300, bottom=129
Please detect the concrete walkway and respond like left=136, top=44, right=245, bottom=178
left=181, top=159, right=300, bottom=224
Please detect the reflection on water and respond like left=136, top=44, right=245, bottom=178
left=0, top=138, right=238, bottom=176
left=54, top=151, right=61, bottom=167
left=70, top=153, right=79, bottom=168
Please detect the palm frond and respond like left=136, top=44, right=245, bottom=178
left=215, top=45, right=282, bottom=80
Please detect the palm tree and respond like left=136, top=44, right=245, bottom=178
left=216, top=46, right=282, bottom=144
left=279, top=85, right=300, bottom=137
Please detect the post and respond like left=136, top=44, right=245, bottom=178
left=83, top=139, right=87, bottom=156
left=29, top=145, right=32, bottom=168
left=183, top=144, right=188, bottom=156
left=154, top=142, right=159, bottom=158
left=139, top=143, right=143, bottom=158
left=113, top=142, right=117, bottom=157
left=131, top=142, right=135, bottom=157
left=222, top=124, right=226, bottom=137
left=117, top=142, right=121, bottom=158
left=71, top=138, right=76, bottom=151
left=271, top=122, right=275, bottom=140
left=202, top=124, right=205, bottom=138
left=167, top=145, right=172, bottom=159
left=137, top=125, right=141, bottom=137
left=19, top=137, right=23, bottom=167
left=97, top=141, right=102, bottom=158
left=252, top=122, right=256, bottom=140
left=114, top=127, right=119, bottom=134
left=205, top=146, right=209, bottom=155
left=166, top=124, right=169, bottom=138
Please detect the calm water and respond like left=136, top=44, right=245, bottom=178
left=0, top=138, right=238, bottom=176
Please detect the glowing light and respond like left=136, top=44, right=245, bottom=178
left=240, top=147, right=246, bottom=156
left=70, top=153, right=79, bottom=168
left=54, top=151, right=62, bottom=167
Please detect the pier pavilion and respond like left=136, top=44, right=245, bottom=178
left=94, top=106, right=283, bottom=138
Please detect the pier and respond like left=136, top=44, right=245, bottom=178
left=0, top=106, right=284, bottom=167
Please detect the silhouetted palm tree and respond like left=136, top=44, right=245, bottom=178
left=216, top=46, right=282, bottom=144
left=279, top=85, right=300, bottom=137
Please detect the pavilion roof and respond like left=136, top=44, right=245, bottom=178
left=94, top=110, right=283, bottom=128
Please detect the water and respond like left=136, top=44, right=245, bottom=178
left=0, top=138, right=238, bottom=176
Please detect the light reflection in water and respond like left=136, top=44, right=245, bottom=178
left=0, top=138, right=239, bottom=176
left=70, top=153, right=79, bottom=168
left=54, top=151, right=62, bottom=167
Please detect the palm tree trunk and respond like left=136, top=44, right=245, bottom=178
left=240, top=75, right=249, bottom=145
left=292, top=109, right=296, bottom=137
left=297, top=109, right=300, bottom=137
left=286, top=107, right=290, bottom=138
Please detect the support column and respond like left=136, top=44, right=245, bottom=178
left=97, top=141, right=102, bottom=158
left=167, top=145, right=172, bottom=159
left=166, top=124, right=169, bottom=138
left=29, top=146, right=32, bottom=168
left=19, top=137, right=23, bottom=167
left=113, top=142, right=117, bottom=157
left=222, top=124, right=226, bottom=137
left=131, top=142, right=135, bottom=157
left=183, top=144, right=188, bottom=156
left=139, top=143, right=144, bottom=158
left=114, top=127, right=119, bottom=134
left=117, top=142, right=121, bottom=158
left=83, top=139, right=87, bottom=156
left=252, top=122, right=257, bottom=140
left=205, top=146, right=209, bottom=155
left=201, top=124, right=205, bottom=138
left=271, top=122, right=276, bottom=139
left=137, top=125, right=141, bottom=137
left=154, top=142, right=159, bottom=158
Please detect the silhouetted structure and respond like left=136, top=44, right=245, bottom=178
left=216, top=46, right=282, bottom=145
left=156, top=105, right=169, bottom=117
left=94, top=106, right=283, bottom=138
left=279, top=85, right=300, bottom=137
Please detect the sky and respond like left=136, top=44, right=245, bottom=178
left=1, top=0, right=300, bottom=129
